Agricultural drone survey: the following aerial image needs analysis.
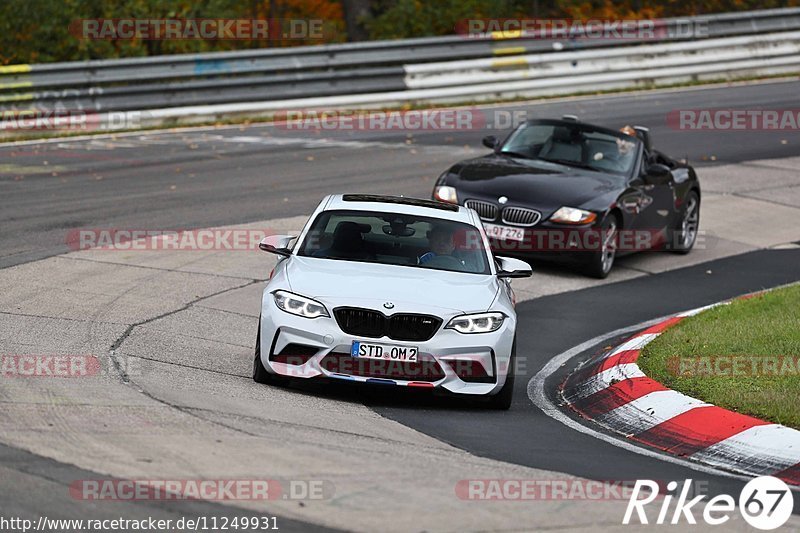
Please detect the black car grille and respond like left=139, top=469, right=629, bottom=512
left=464, top=199, right=498, bottom=222
left=334, top=308, right=385, bottom=338
left=334, top=308, right=442, bottom=342
left=269, top=343, right=318, bottom=365
left=389, top=313, right=441, bottom=341
left=501, top=206, right=542, bottom=227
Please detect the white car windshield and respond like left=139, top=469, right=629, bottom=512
left=298, top=210, right=491, bottom=274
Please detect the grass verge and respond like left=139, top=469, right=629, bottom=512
left=638, top=284, right=800, bottom=429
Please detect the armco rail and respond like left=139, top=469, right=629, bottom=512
left=1, top=7, right=800, bottom=132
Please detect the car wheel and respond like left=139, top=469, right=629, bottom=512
left=487, top=338, right=516, bottom=410
left=669, top=191, right=700, bottom=254
left=582, top=215, right=618, bottom=279
left=253, top=318, right=284, bottom=385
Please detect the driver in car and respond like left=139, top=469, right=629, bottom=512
left=419, top=226, right=467, bottom=267
left=592, top=124, right=637, bottom=172
left=616, top=125, right=637, bottom=155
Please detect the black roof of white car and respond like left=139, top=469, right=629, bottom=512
left=341, top=194, right=460, bottom=212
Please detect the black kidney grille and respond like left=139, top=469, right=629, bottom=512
left=501, top=206, right=542, bottom=227
left=334, top=308, right=385, bottom=338
left=388, top=314, right=442, bottom=341
left=334, top=308, right=442, bottom=341
left=465, top=199, right=498, bottom=222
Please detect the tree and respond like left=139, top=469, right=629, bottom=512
left=341, top=0, right=371, bottom=41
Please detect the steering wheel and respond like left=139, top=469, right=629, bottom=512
left=421, top=255, right=465, bottom=270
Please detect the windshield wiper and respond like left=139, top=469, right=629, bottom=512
left=498, top=150, right=534, bottom=160
left=537, top=156, right=596, bottom=171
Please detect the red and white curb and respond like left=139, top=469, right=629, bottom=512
left=559, top=293, right=800, bottom=486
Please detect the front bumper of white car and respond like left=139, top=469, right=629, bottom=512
left=259, top=292, right=516, bottom=396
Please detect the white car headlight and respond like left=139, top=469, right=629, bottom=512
left=273, top=290, right=329, bottom=319
left=446, top=312, right=505, bottom=334
left=550, top=206, right=597, bottom=225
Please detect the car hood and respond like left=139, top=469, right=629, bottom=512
left=448, top=155, right=622, bottom=213
left=284, top=256, right=499, bottom=315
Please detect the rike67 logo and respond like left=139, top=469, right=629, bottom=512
left=624, top=477, right=794, bottom=530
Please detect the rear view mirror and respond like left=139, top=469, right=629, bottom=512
left=495, top=256, right=533, bottom=278
left=259, top=235, right=296, bottom=257
left=383, top=225, right=415, bottom=237
left=482, top=135, right=498, bottom=149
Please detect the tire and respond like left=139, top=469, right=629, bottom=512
left=581, top=215, right=619, bottom=279
left=669, top=191, right=700, bottom=254
left=487, top=338, right=516, bottom=410
left=253, top=318, right=284, bottom=385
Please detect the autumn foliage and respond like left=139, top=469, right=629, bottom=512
left=1, top=0, right=797, bottom=65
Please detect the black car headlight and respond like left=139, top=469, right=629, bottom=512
left=433, top=185, right=458, bottom=204
left=446, top=312, right=505, bottom=334
left=550, top=206, right=597, bottom=225
left=273, top=290, right=329, bottom=319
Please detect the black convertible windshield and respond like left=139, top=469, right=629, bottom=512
left=298, top=210, right=491, bottom=274
left=500, top=121, right=639, bottom=176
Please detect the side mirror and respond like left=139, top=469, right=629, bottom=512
left=482, top=135, right=498, bottom=150
left=258, top=235, right=296, bottom=257
left=495, top=256, right=533, bottom=278
left=645, top=162, right=671, bottom=180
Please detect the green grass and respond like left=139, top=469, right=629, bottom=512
left=638, top=284, right=800, bottom=429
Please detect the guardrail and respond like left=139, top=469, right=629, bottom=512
left=1, top=7, right=799, bottom=133
left=406, top=31, right=800, bottom=91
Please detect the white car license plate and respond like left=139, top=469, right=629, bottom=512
left=351, top=341, right=418, bottom=362
left=483, top=223, right=525, bottom=242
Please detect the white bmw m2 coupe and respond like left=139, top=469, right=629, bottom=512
left=254, top=194, right=532, bottom=409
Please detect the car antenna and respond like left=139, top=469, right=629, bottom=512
left=562, top=114, right=579, bottom=122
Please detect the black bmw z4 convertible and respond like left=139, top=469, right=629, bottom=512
left=432, top=117, right=701, bottom=278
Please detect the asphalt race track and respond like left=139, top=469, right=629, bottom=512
left=3, top=79, right=800, bottom=268
left=0, top=443, right=336, bottom=533
left=375, top=248, right=800, bottom=513
left=1, top=79, right=799, bottom=529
